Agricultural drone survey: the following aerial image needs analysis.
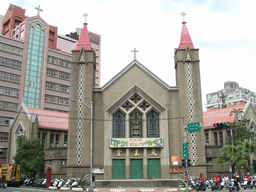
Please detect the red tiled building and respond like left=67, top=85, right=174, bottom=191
left=203, top=102, right=256, bottom=177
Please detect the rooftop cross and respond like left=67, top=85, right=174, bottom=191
left=131, top=47, right=139, bottom=60
left=83, top=13, right=89, bottom=23
left=35, top=5, right=43, bottom=16
left=181, top=11, right=186, bottom=22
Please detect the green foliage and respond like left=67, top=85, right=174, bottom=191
left=13, top=136, right=45, bottom=177
left=217, top=108, right=256, bottom=172
left=222, top=108, right=253, bottom=145
left=217, top=139, right=256, bottom=172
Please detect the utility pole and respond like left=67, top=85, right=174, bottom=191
left=182, top=117, right=189, bottom=192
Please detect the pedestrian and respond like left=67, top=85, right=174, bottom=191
left=92, top=173, right=95, bottom=188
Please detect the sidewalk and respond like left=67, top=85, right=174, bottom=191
left=56, top=187, right=189, bottom=192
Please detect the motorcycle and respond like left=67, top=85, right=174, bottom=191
left=204, top=178, right=211, bottom=189
left=196, top=180, right=207, bottom=191
left=210, top=179, right=221, bottom=191
left=253, top=178, right=256, bottom=189
left=52, top=178, right=59, bottom=187
left=57, top=178, right=65, bottom=189
left=0, top=178, right=6, bottom=189
left=220, top=180, right=225, bottom=189
left=228, top=179, right=235, bottom=192
left=243, top=178, right=253, bottom=189
left=188, top=178, right=196, bottom=189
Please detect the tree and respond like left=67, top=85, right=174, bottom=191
left=225, top=108, right=253, bottom=145
left=13, top=136, right=45, bottom=177
left=217, top=139, right=256, bottom=173
left=217, top=108, right=256, bottom=173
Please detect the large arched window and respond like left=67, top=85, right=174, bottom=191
left=147, top=110, right=159, bottom=137
left=130, top=111, right=142, bottom=138
left=113, top=111, right=125, bottom=138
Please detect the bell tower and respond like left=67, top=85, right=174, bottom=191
left=67, top=14, right=96, bottom=178
left=175, top=12, right=207, bottom=176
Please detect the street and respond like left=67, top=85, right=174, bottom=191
left=2, top=187, right=256, bottom=192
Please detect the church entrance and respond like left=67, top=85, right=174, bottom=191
left=130, top=159, right=143, bottom=179
left=148, top=159, right=161, bottom=179
left=112, top=159, right=125, bottom=179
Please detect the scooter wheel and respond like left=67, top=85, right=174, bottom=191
left=229, top=188, right=232, bottom=192
left=212, top=188, right=214, bottom=191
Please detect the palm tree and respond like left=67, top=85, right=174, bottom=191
left=230, top=108, right=244, bottom=122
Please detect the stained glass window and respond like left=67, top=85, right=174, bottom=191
left=147, top=111, right=159, bottom=137
left=130, top=111, right=142, bottom=138
left=113, top=111, right=125, bottom=138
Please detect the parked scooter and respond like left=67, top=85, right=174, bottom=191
left=57, top=178, right=65, bottom=189
left=196, top=180, right=207, bottom=191
left=188, top=178, right=196, bottom=189
left=0, top=177, right=6, bottom=189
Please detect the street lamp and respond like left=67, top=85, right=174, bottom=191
left=71, top=99, right=94, bottom=192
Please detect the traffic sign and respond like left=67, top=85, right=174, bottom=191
left=182, top=142, right=187, bottom=158
left=229, top=166, right=232, bottom=173
left=187, top=122, right=201, bottom=132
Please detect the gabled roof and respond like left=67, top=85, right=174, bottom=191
left=203, top=104, right=246, bottom=129
left=98, top=60, right=178, bottom=92
left=27, top=108, right=68, bottom=130
left=179, top=22, right=194, bottom=49
left=76, top=23, right=91, bottom=50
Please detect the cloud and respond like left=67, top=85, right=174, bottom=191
left=1, top=0, right=255, bottom=112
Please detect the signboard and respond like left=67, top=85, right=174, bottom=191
left=182, top=143, right=187, bottom=158
left=93, top=167, right=104, bottom=174
left=0, top=164, right=20, bottom=181
left=187, top=122, right=201, bottom=132
left=171, top=156, right=179, bottom=165
left=170, top=167, right=182, bottom=172
left=110, top=138, right=163, bottom=148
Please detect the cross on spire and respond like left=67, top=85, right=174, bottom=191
left=131, top=47, right=139, bottom=60
left=35, top=5, right=43, bottom=16
left=181, top=11, right=186, bottom=22
left=83, top=13, right=89, bottom=24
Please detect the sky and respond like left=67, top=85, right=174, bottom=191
left=1, top=0, right=255, bottom=111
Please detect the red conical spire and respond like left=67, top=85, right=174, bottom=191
left=76, top=23, right=91, bottom=50
left=179, top=12, right=194, bottom=49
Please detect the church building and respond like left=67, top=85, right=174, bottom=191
left=67, top=13, right=206, bottom=181
left=7, top=12, right=207, bottom=184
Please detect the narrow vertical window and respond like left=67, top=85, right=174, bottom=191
left=50, top=134, right=54, bottom=148
left=219, top=132, right=223, bottom=146
left=55, top=134, right=59, bottom=147
left=147, top=110, right=159, bottom=138
left=113, top=111, right=125, bottom=138
left=64, top=135, right=68, bottom=147
left=42, top=133, right=46, bottom=149
left=130, top=111, right=142, bottom=138
left=205, top=133, right=209, bottom=144
left=214, top=132, right=218, bottom=146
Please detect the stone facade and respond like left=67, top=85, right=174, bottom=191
left=65, top=41, right=207, bottom=181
